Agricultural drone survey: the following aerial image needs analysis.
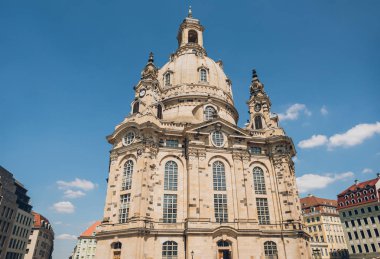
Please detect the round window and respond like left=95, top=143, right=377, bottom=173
left=123, top=131, right=135, bottom=146
left=212, top=131, right=224, bottom=147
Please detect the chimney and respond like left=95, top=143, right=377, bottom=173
left=355, top=179, right=359, bottom=185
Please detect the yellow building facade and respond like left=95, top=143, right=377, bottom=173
left=95, top=11, right=311, bottom=259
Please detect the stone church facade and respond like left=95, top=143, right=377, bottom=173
left=95, top=11, right=311, bottom=259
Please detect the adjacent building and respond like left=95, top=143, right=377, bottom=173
left=25, top=212, right=54, bottom=259
left=0, top=166, right=34, bottom=259
left=337, top=175, right=380, bottom=259
left=95, top=9, right=311, bottom=259
left=301, top=195, right=348, bottom=259
left=71, top=221, right=101, bottom=259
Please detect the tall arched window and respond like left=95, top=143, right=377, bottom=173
left=164, top=161, right=178, bottom=191
left=213, top=161, right=226, bottom=191
left=157, top=104, right=163, bottom=119
left=164, top=73, right=171, bottom=86
left=255, top=115, right=263, bottom=129
left=264, top=241, right=278, bottom=259
left=162, top=241, right=178, bottom=259
left=122, top=160, right=133, bottom=190
left=188, top=30, right=198, bottom=43
left=133, top=102, right=139, bottom=114
left=204, top=106, right=216, bottom=121
left=200, top=69, right=207, bottom=82
left=253, top=167, right=266, bottom=194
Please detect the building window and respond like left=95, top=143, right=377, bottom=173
left=119, top=194, right=131, bottom=223
left=162, top=241, right=178, bottom=259
left=254, top=116, right=263, bottom=129
left=122, top=160, right=133, bottom=190
left=163, top=194, right=177, bottom=223
left=123, top=131, right=135, bottom=146
left=264, top=241, right=278, bottom=259
left=253, top=167, right=266, bottom=194
left=111, top=242, right=122, bottom=249
left=166, top=140, right=179, bottom=147
left=188, top=30, right=198, bottom=43
left=164, top=73, right=171, bottom=86
left=200, top=69, right=207, bottom=82
left=256, top=198, right=270, bottom=224
left=213, top=161, right=226, bottom=191
left=204, top=106, right=216, bottom=121
left=133, top=102, right=139, bottom=114
left=157, top=104, right=163, bottom=119
left=164, top=161, right=178, bottom=191
left=214, top=194, right=228, bottom=223
left=249, top=146, right=262, bottom=155
left=211, top=131, right=224, bottom=147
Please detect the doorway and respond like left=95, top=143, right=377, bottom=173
left=218, top=249, right=231, bottom=259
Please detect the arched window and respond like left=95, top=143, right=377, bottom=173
left=164, top=73, right=171, bottom=86
left=157, top=104, right=163, bottom=119
left=204, top=106, right=216, bottom=121
left=213, top=161, right=226, bottom=191
left=162, top=241, right=178, bottom=259
left=217, top=240, right=231, bottom=247
left=264, top=241, right=278, bottom=259
left=253, top=167, right=266, bottom=194
left=255, top=115, right=263, bottom=129
left=164, top=161, right=178, bottom=191
left=188, top=30, right=198, bottom=43
left=122, top=160, right=133, bottom=190
left=200, top=69, right=207, bottom=82
left=111, top=242, right=122, bottom=249
left=133, top=102, right=139, bottom=114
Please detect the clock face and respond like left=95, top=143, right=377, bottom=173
left=254, top=103, right=261, bottom=112
left=139, top=89, right=146, bottom=97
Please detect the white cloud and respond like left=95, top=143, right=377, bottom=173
left=362, top=168, right=373, bottom=174
left=56, top=234, right=77, bottom=240
left=298, top=122, right=380, bottom=149
left=296, top=171, right=354, bottom=193
left=64, top=189, right=86, bottom=199
left=328, top=122, right=380, bottom=148
left=52, top=201, right=75, bottom=214
left=298, top=135, right=328, bottom=149
left=278, top=103, right=311, bottom=121
left=320, top=105, right=328, bottom=116
left=57, top=178, right=97, bottom=191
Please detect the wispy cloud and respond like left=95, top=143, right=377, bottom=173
left=278, top=103, right=311, bottom=121
left=298, top=122, right=380, bottom=149
left=52, top=201, right=75, bottom=214
left=320, top=105, right=328, bottom=116
left=56, top=234, right=77, bottom=240
left=298, top=135, right=328, bottom=149
left=296, top=171, right=354, bottom=193
left=57, top=178, right=97, bottom=191
left=63, top=189, right=86, bottom=199
left=362, top=168, right=373, bottom=174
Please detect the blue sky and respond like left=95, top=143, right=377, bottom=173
left=0, top=0, right=379, bottom=258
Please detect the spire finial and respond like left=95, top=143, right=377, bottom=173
left=188, top=6, right=192, bottom=18
left=148, top=52, right=154, bottom=63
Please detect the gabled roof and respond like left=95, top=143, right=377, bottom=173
left=80, top=221, right=101, bottom=238
left=338, top=177, right=380, bottom=196
left=184, top=118, right=250, bottom=137
left=300, top=195, right=337, bottom=209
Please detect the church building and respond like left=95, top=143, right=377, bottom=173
left=95, top=10, right=311, bottom=259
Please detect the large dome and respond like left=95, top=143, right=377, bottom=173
left=158, top=49, right=233, bottom=98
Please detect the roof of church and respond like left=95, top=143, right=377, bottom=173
left=80, top=221, right=101, bottom=237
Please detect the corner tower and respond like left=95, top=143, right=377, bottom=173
left=95, top=10, right=311, bottom=259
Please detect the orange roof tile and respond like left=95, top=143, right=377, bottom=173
left=338, top=178, right=379, bottom=196
left=32, top=211, right=51, bottom=228
left=80, top=221, right=101, bottom=237
left=300, top=195, right=337, bottom=209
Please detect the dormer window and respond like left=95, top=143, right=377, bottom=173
left=164, top=73, right=171, bottom=86
left=188, top=30, right=198, bottom=43
left=204, top=106, right=216, bottom=121
left=200, top=69, right=207, bottom=82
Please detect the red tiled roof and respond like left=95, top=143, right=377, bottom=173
left=32, top=211, right=50, bottom=228
left=300, top=195, right=337, bottom=209
left=338, top=178, right=379, bottom=196
left=80, top=221, right=101, bottom=237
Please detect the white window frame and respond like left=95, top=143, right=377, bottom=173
left=123, top=131, right=135, bottom=146
left=122, top=160, right=133, bottom=191
left=211, top=131, right=224, bottom=147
